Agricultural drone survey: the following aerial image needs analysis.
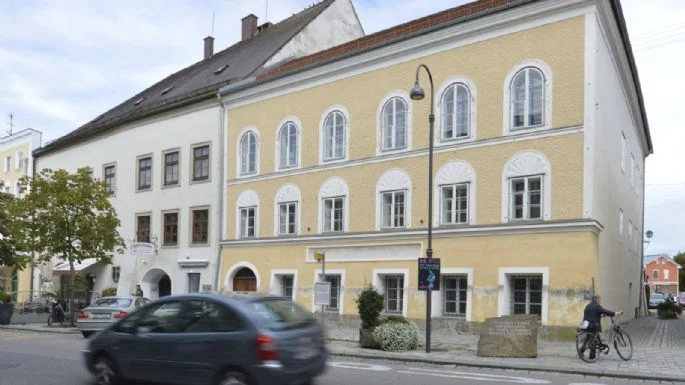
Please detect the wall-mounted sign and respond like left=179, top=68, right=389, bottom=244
left=314, top=282, right=331, bottom=305
left=418, top=258, right=440, bottom=291
left=131, top=242, right=155, bottom=256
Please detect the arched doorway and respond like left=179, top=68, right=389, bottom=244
left=141, top=268, right=172, bottom=300
left=159, top=275, right=171, bottom=297
left=233, top=268, right=256, bottom=292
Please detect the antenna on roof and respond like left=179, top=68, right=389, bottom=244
left=211, top=11, right=215, bottom=36
left=7, top=113, right=14, bottom=136
left=265, top=0, right=268, bottom=21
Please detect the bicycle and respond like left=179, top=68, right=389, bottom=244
left=47, top=302, right=71, bottom=326
left=576, top=313, right=633, bottom=363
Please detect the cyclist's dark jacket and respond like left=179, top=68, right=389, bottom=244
left=583, top=302, right=615, bottom=332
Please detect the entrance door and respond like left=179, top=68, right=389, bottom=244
left=233, top=268, right=256, bottom=292
left=158, top=275, right=171, bottom=297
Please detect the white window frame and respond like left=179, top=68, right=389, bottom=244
left=498, top=267, right=549, bottom=325
left=319, top=106, right=350, bottom=164
left=664, top=269, right=670, bottom=280
left=14, top=181, right=20, bottom=197
left=508, top=175, right=543, bottom=221
left=372, top=268, right=409, bottom=318
left=274, top=183, right=301, bottom=236
left=318, top=177, right=349, bottom=233
left=434, top=160, right=476, bottom=226
left=503, top=60, right=552, bottom=135
left=235, top=190, right=259, bottom=239
left=269, top=269, right=298, bottom=300
left=312, top=268, right=346, bottom=314
left=275, top=117, right=302, bottom=171
left=431, top=267, right=473, bottom=320
left=501, top=151, right=551, bottom=222
left=187, top=272, right=201, bottom=293
left=4, top=156, right=11, bottom=173
left=435, top=77, right=477, bottom=143
left=439, top=183, right=469, bottom=225
left=236, top=127, right=260, bottom=177
left=380, top=190, right=407, bottom=229
left=15, top=152, right=24, bottom=170
left=278, top=202, right=298, bottom=235
left=103, top=163, right=117, bottom=196
left=322, top=197, right=345, bottom=233
left=375, top=168, right=412, bottom=230
left=377, top=90, right=412, bottom=155
left=239, top=206, right=257, bottom=238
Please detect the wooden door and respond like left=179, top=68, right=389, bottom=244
left=234, top=277, right=257, bottom=292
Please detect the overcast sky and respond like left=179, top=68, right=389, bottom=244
left=1, top=0, right=683, bottom=256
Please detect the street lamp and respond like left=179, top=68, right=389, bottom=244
left=410, top=63, right=435, bottom=353
left=638, top=229, right=654, bottom=317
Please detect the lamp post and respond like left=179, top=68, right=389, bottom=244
left=410, top=64, right=435, bottom=353
left=638, top=230, right=653, bottom=317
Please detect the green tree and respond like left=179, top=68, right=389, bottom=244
left=13, top=168, right=125, bottom=325
left=673, top=251, right=685, bottom=292
left=0, top=181, right=23, bottom=268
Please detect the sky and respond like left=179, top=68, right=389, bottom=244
left=0, top=0, right=683, bottom=255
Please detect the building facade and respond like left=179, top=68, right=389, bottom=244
left=644, top=255, right=681, bottom=295
left=217, top=0, right=651, bottom=331
left=0, top=128, right=43, bottom=303
left=32, top=0, right=363, bottom=302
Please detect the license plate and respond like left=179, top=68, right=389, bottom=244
left=92, top=314, right=111, bottom=319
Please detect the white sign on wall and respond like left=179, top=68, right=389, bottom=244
left=131, top=242, right=156, bottom=256
left=314, top=282, right=331, bottom=306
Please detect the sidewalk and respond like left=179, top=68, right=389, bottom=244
left=326, top=316, right=685, bottom=383
left=0, top=323, right=79, bottom=334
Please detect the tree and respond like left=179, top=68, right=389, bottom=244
left=673, top=251, right=685, bottom=292
left=13, top=168, right=125, bottom=325
left=0, top=181, right=24, bottom=269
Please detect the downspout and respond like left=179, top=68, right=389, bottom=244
left=213, top=92, right=227, bottom=292
left=29, top=151, right=37, bottom=302
left=638, top=160, right=647, bottom=317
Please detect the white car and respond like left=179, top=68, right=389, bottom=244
left=77, top=296, right=149, bottom=338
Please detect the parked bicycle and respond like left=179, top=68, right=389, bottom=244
left=47, top=301, right=71, bottom=326
left=576, top=313, right=633, bottom=362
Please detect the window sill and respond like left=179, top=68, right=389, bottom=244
left=439, top=135, right=472, bottom=144
left=189, top=242, right=210, bottom=247
left=136, top=187, right=152, bottom=193
left=321, top=157, right=346, bottom=165
left=506, top=124, right=548, bottom=135
left=161, top=244, right=179, bottom=249
left=162, top=183, right=181, bottom=189
left=190, top=177, right=211, bottom=185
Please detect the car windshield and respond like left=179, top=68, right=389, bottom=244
left=91, top=298, right=132, bottom=308
left=248, top=298, right=314, bottom=330
left=651, top=294, right=665, bottom=299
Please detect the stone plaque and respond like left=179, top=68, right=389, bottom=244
left=476, top=315, right=539, bottom=358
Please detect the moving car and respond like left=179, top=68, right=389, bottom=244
left=82, top=293, right=328, bottom=385
left=648, top=293, right=666, bottom=309
left=77, top=296, right=149, bottom=338
left=679, top=292, right=685, bottom=307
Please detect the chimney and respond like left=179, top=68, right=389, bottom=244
left=204, top=36, right=214, bottom=60
left=241, top=14, right=258, bottom=41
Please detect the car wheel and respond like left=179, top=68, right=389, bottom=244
left=93, top=356, right=120, bottom=385
left=217, top=370, right=250, bottom=385
left=82, top=331, right=94, bottom=338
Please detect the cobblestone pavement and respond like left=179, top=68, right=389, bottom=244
left=326, top=315, right=685, bottom=382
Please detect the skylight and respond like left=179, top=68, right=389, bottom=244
left=214, top=64, right=229, bottom=74
left=161, top=86, right=174, bottom=95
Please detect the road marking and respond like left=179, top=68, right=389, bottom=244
left=398, top=367, right=551, bottom=384
left=327, top=361, right=393, bottom=371
left=568, top=383, right=607, bottom=385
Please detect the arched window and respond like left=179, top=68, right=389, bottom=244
left=381, top=97, right=408, bottom=151
left=501, top=151, right=552, bottom=222
left=510, top=67, right=545, bottom=130
left=440, top=83, right=471, bottom=140
left=239, top=131, right=258, bottom=176
left=278, top=121, right=299, bottom=169
left=322, top=110, right=346, bottom=161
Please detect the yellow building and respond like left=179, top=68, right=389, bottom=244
left=216, top=0, right=652, bottom=332
left=0, top=128, right=42, bottom=303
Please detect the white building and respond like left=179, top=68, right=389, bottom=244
left=33, top=0, right=364, bottom=301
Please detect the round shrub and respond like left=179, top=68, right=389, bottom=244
left=657, top=300, right=682, bottom=319
left=0, top=291, right=10, bottom=303
left=372, top=320, right=419, bottom=352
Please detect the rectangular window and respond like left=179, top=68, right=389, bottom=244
left=619, top=209, right=624, bottom=235
left=192, top=145, right=210, bottom=181
left=278, top=202, right=297, bottom=235
left=384, top=275, right=404, bottom=314
left=628, top=220, right=633, bottom=246
left=103, top=165, right=116, bottom=196
left=164, top=151, right=179, bottom=186
left=4, top=156, right=11, bottom=172
left=665, top=270, right=670, bottom=280
left=323, top=197, right=344, bottom=232
left=16, top=152, right=24, bottom=169
left=188, top=273, right=201, bottom=293
left=239, top=207, right=256, bottom=238
left=280, top=275, right=294, bottom=299
left=138, top=156, right=152, bottom=190
left=620, top=132, right=626, bottom=173
left=440, top=184, right=468, bottom=225
left=136, top=215, right=151, bottom=243
left=653, top=269, right=659, bottom=280
left=510, top=176, right=542, bottom=220
left=511, top=275, right=542, bottom=316
left=191, top=209, right=209, bottom=244
left=443, top=275, right=467, bottom=316
left=112, top=266, right=121, bottom=283
left=381, top=190, right=406, bottom=228
left=325, top=275, right=341, bottom=311
left=163, top=212, right=179, bottom=246
left=630, top=153, right=635, bottom=188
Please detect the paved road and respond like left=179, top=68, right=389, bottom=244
left=0, top=330, right=676, bottom=385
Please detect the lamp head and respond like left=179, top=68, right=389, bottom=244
left=410, top=82, right=425, bottom=100
left=646, top=230, right=653, bottom=239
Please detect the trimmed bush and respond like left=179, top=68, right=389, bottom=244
left=101, top=287, right=117, bottom=297
left=372, top=321, right=419, bottom=352
left=381, top=315, right=409, bottom=324
left=355, top=285, right=384, bottom=329
left=657, top=299, right=682, bottom=319
left=0, top=291, right=10, bottom=303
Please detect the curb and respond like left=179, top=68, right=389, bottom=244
left=328, top=350, right=685, bottom=383
left=0, top=325, right=79, bottom=335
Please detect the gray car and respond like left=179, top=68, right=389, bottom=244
left=83, top=293, right=328, bottom=385
left=77, top=296, right=150, bottom=338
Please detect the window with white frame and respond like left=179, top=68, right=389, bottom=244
left=322, top=197, right=344, bottom=232
left=112, top=266, right=120, bottom=283
left=443, top=275, right=467, bottom=316
left=510, top=67, right=545, bottom=129
left=4, top=156, right=11, bottom=172
left=510, top=275, right=542, bottom=316
left=240, top=131, right=257, bottom=175
left=279, top=275, right=294, bottom=299
left=619, top=209, right=624, bottom=235
left=16, top=152, right=24, bottom=170
left=664, top=269, right=670, bottom=280
left=239, top=206, right=256, bottom=237
left=509, top=176, right=542, bottom=220
left=104, top=164, right=116, bottom=196
left=620, top=132, right=626, bottom=174
left=323, top=110, right=346, bottom=161
left=278, top=121, right=299, bottom=169
left=381, top=190, right=406, bottom=229
left=325, top=275, right=341, bottom=311
left=440, top=83, right=471, bottom=140
left=440, top=184, right=468, bottom=225
left=381, top=97, right=407, bottom=151
left=3, top=184, right=10, bottom=194
left=278, top=202, right=297, bottom=235
left=15, top=181, right=20, bottom=197
left=384, top=275, right=404, bottom=314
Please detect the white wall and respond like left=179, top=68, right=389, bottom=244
left=264, top=0, right=365, bottom=68
left=586, top=12, right=647, bottom=317
left=35, top=102, right=221, bottom=299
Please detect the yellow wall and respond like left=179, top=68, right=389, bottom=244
left=0, top=142, right=30, bottom=189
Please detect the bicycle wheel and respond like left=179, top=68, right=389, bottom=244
left=47, top=315, right=53, bottom=326
left=576, top=331, right=600, bottom=363
left=614, top=329, right=633, bottom=361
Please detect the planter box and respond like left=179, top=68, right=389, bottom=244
left=359, top=328, right=380, bottom=349
left=0, top=303, right=14, bottom=325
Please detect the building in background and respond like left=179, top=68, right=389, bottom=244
left=644, top=254, right=681, bottom=295
left=217, top=0, right=651, bottom=332
left=0, top=128, right=43, bottom=304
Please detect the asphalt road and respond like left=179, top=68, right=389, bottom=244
left=0, top=329, right=675, bottom=385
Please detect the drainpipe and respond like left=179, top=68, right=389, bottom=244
left=29, top=151, right=37, bottom=302
left=213, top=92, right=227, bottom=292
left=637, top=160, right=647, bottom=317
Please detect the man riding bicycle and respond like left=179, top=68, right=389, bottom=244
left=583, top=295, right=623, bottom=359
